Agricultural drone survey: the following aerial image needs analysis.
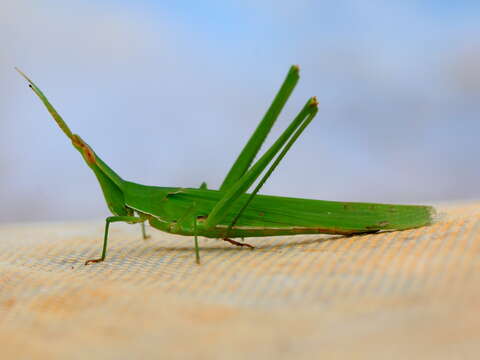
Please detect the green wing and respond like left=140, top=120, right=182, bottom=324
left=136, top=186, right=435, bottom=234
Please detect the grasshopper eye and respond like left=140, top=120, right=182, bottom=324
left=72, top=135, right=96, bottom=164
left=82, top=144, right=96, bottom=164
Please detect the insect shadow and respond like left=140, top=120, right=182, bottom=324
left=149, top=234, right=349, bottom=254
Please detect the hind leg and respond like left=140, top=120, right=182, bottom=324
left=222, top=238, right=255, bottom=249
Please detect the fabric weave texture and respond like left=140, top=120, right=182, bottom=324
left=0, top=202, right=479, bottom=359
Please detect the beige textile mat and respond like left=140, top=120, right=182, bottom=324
left=0, top=202, right=479, bottom=359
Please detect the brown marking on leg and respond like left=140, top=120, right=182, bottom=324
left=84, top=258, right=104, bottom=266
left=222, top=238, right=255, bottom=249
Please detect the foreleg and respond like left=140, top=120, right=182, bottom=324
left=85, top=216, right=144, bottom=265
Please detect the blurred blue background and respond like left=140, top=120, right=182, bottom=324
left=1, top=0, right=479, bottom=222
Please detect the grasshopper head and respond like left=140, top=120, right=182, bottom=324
left=15, top=68, right=98, bottom=166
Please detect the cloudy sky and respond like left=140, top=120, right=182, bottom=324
left=1, top=0, right=479, bottom=222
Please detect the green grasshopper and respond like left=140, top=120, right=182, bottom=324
left=16, top=66, right=435, bottom=265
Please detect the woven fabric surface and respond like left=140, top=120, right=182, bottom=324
left=0, top=202, right=479, bottom=359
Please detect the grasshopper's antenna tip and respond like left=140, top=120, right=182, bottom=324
left=14, top=67, right=75, bottom=140
left=14, top=66, right=24, bottom=76
left=14, top=67, right=32, bottom=84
